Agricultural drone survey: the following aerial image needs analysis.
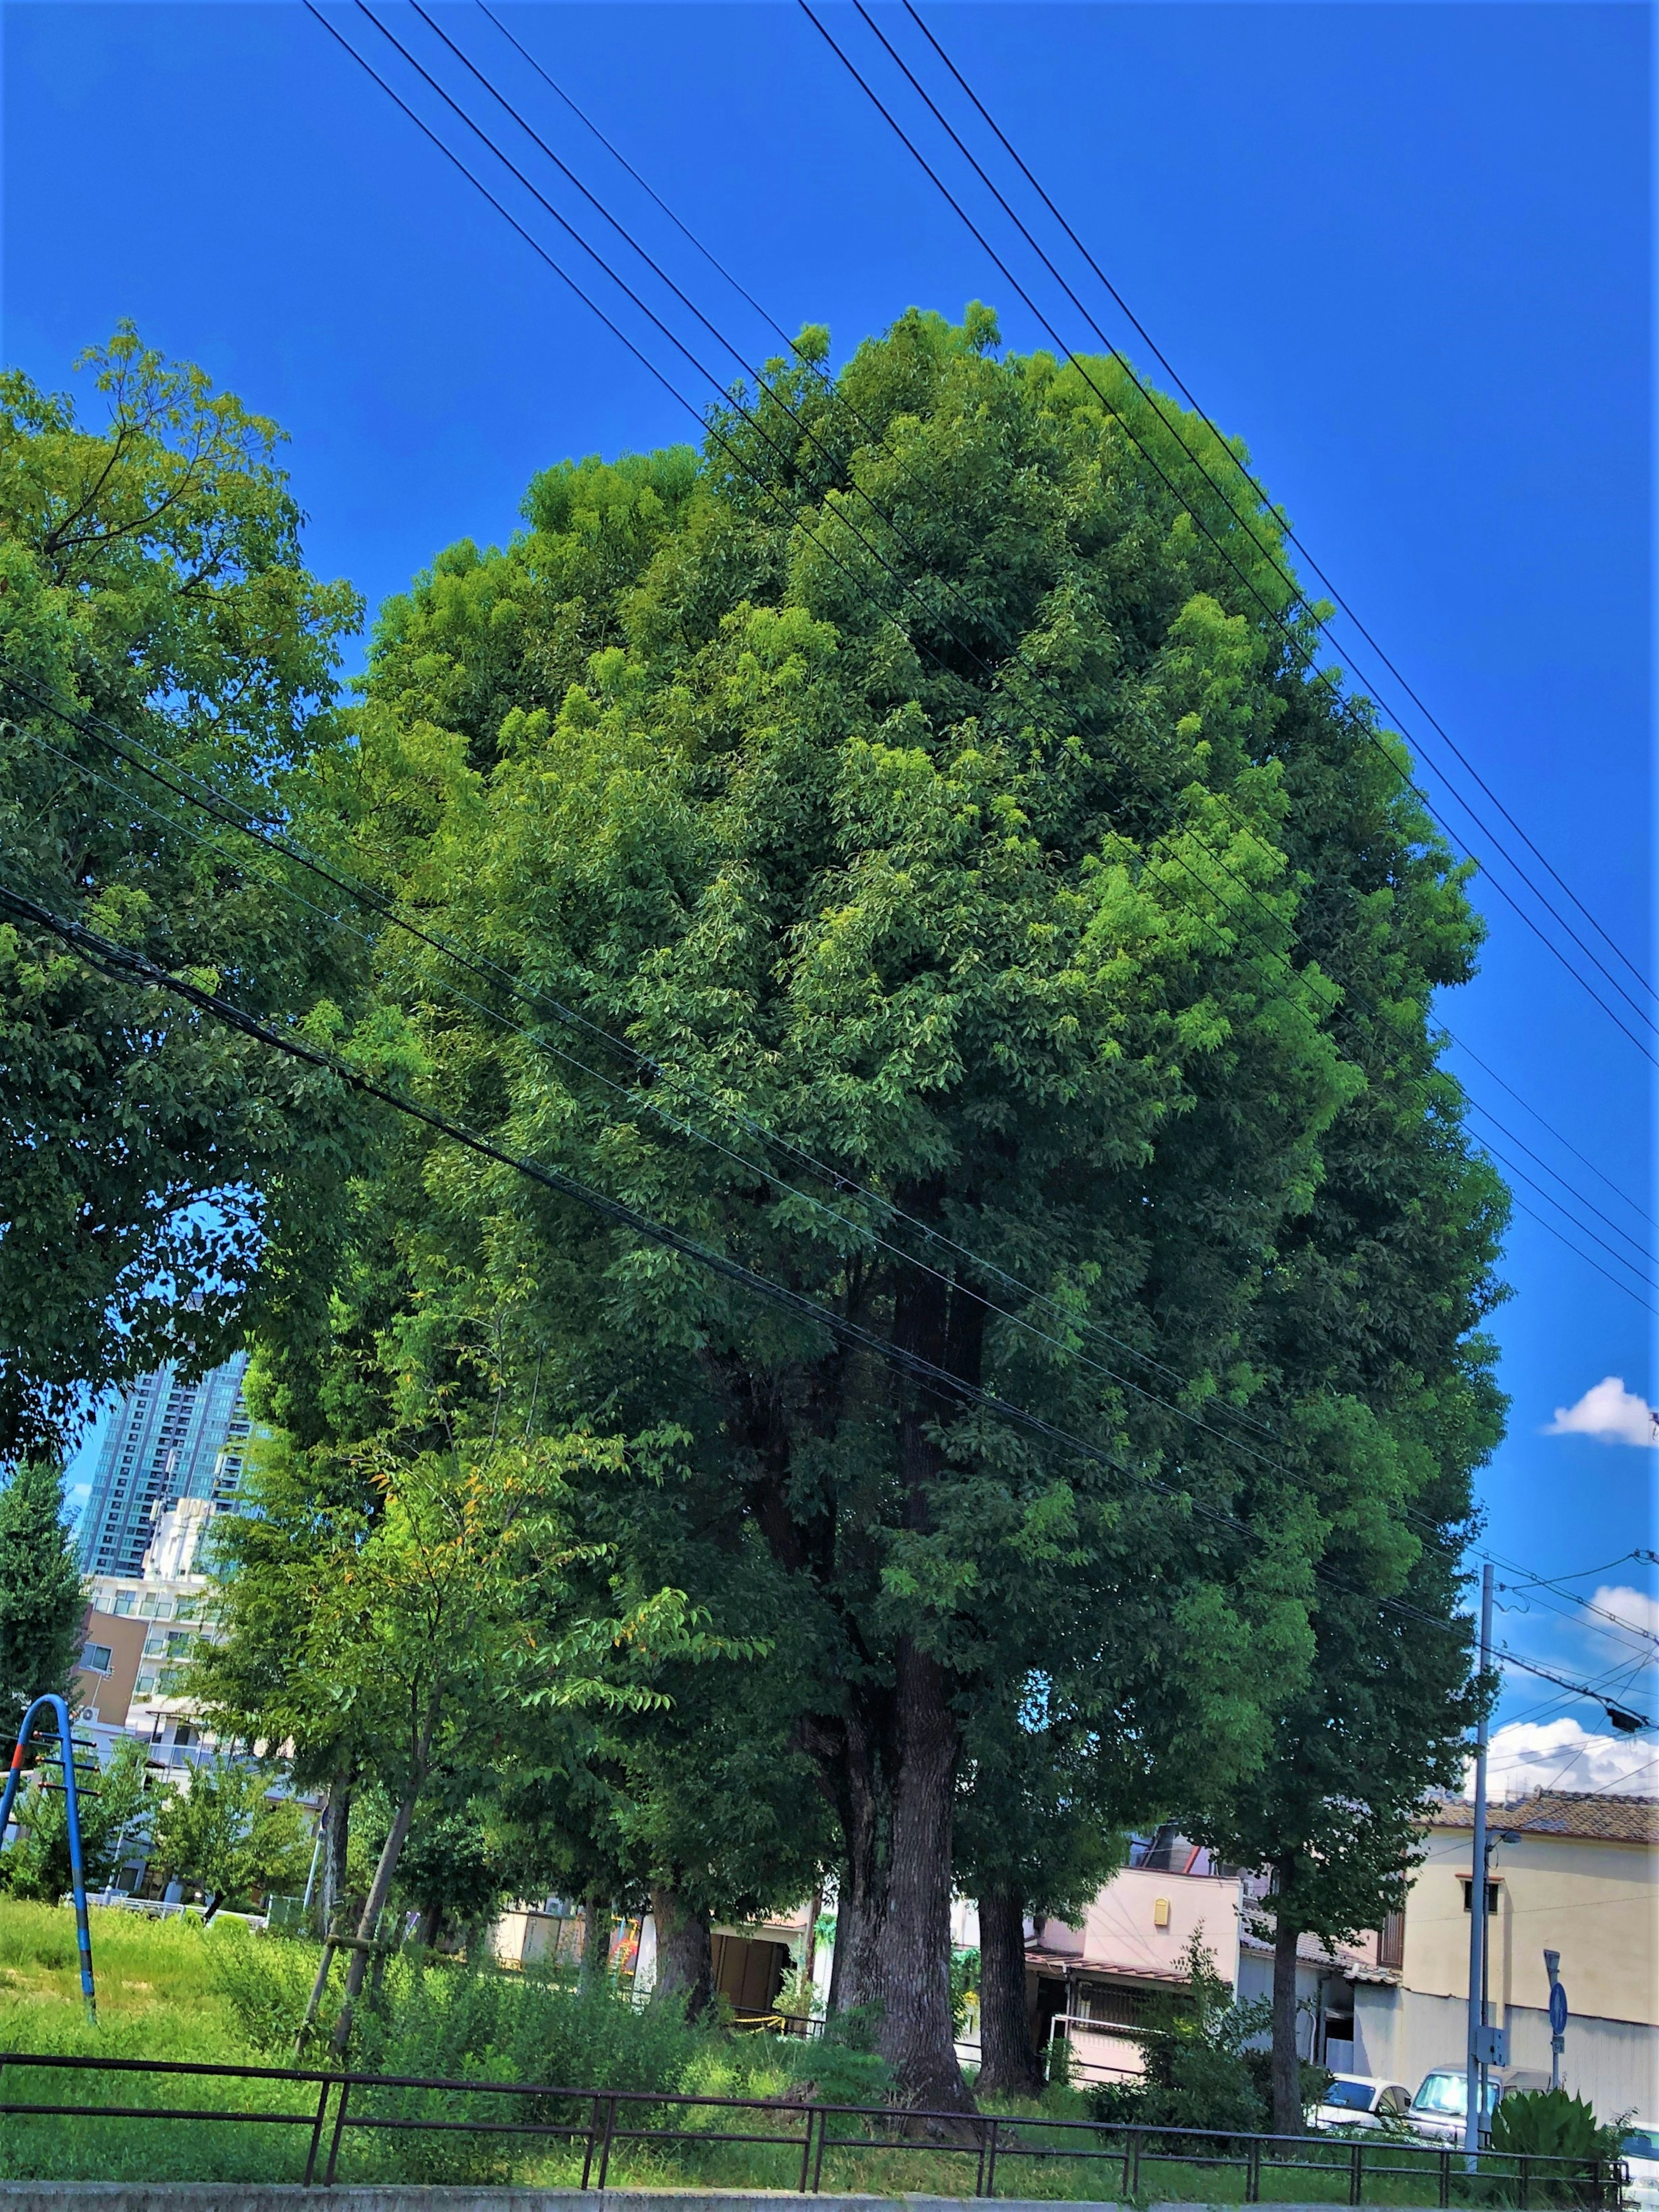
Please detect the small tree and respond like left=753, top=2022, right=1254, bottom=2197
left=0, top=1459, right=84, bottom=1755
left=191, top=1428, right=721, bottom=2051
left=1192, top=1530, right=1480, bottom=2133
left=0, top=1734, right=153, bottom=1899
left=1088, top=1933, right=1271, bottom=2136
left=150, top=1760, right=313, bottom=1908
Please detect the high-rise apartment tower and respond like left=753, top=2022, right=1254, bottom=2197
left=76, top=1351, right=251, bottom=1578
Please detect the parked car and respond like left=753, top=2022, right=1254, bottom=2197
left=1406, top=2069, right=1552, bottom=2142
left=1408, top=2069, right=1497, bottom=2141
left=1619, top=2122, right=1659, bottom=2212
left=1316, top=2075, right=1416, bottom=2130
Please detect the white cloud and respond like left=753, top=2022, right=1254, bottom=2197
left=1543, top=1376, right=1658, bottom=1447
left=1591, top=1584, right=1659, bottom=1637
left=1471, top=1718, right=1658, bottom=1802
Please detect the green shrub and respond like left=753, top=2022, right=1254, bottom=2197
left=1490, top=2088, right=1612, bottom=2160
left=1084, top=1933, right=1268, bottom=2138
left=204, top=1923, right=339, bottom=2053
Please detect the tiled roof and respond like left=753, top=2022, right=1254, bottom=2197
left=1238, top=1926, right=1373, bottom=1969
left=1430, top=1792, right=1659, bottom=1845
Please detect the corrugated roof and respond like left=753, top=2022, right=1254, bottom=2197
left=1430, top=1792, right=1659, bottom=1845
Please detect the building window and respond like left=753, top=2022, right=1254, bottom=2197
left=134, top=1675, right=155, bottom=1697
left=143, top=1631, right=166, bottom=1658
left=112, top=1591, right=136, bottom=1617
left=1378, top=1910, right=1406, bottom=1970
left=80, top=1644, right=113, bottom=1674
left=1460, top=1880, right=1500, bottom=1916
left=165, top=1633, right=192, bottom=1660
left=139, top=1594, right=159, bottom=1618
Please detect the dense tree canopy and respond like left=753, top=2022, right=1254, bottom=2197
left=0, top=328, right=362, bottom=1460
left=253, top=306, right=1502, bottom=2101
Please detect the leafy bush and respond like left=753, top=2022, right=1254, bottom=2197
left=1491, top=2089, right=1614, bottom=2161
left=1084, top=1933, right=1268, bottom=2138
left=204, top=1922, right=339, bottom=2053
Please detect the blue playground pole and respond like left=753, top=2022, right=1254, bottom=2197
left=0, top=1693, right=97, bottom=2021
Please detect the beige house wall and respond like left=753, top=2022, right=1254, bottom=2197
left=1403, top=1823, right=1658, bottom=2030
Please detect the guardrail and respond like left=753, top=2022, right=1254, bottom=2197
left=0, top=2050, right=1624, bottom=2204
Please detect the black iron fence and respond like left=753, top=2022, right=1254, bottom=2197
left=0, top=2051, right=1624, bottom=2205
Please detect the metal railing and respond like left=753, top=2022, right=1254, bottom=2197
left=0, top=2051, right=1624, bottom=2203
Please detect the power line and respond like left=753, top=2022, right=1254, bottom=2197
left=844, top=0, right=1657, bottom=1041
left=467, top=0, right=1656, bottom=1253
left=895, top=0, right=1657, bottom=1021
left=1446, top=1038, right=1652, bottom=1232
left=110, top=0, right=1624, bottom=1647
left=1464, top=1103, right=1653, bottom=1268
left=312, top=0, right=1656, bottom=1337
left=17, top=676, right=1659, bottom=1677
left=800, top=0, right=1659, bottom=1072
left=319, top=0, right=1656, bottom=1318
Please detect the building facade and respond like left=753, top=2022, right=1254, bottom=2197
left=77, top=1351, right=251, bottom=1579
left=1338, top=1794, right=1659, bottom=2123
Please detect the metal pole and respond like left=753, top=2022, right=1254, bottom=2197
left=1465, top=1564, right=1494, bottom=2156
left=0, top=1695, right=97, bottom=2022
left=1544, top=1950, right=1563, bottom=2091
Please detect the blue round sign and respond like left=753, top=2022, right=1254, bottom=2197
left=1549, top=1984, right=1569, bottom=2035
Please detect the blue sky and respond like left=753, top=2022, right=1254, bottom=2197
left=4, top=1, right=1653, bottom=1761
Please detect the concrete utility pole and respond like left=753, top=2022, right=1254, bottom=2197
left=1465, top=1562, right=1494, bottom=2157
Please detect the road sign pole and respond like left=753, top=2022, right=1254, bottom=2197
left=1544, top=1951, right=1567, bottom=2092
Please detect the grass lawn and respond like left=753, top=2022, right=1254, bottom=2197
left=0, top=1900, right=1588, bottom=2205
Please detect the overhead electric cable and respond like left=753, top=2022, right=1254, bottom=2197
left=457, top=2, right=1656, bottom=1248
left=319, top=0, right=1655, bottom=1291
left=896, top=0, right=1656, bottom=1015
left=1464, top=1104, right=1653, bottom=1267
left=276, top=3, right=1651, bottom=1588
left=799, top=0, right=1659, bottom=1069
left=0, top=875, right=1531, bottom=1689
left=21, top=675, right=1659, bottom=1663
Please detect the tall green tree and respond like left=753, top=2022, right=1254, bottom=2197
left=1192, top=1540, right=1483, bottom=2132
left=0, top=327, right=364, bottom=1459
left=305, top=306, right=1501, bottom=2106
left=0, top=1459, right=84, bottom=1752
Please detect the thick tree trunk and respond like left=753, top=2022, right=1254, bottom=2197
left=733, top=1244, right=983, bottom=2113
left=578, top=1891, right=611, bottom=1991
left=1271, top=1892, right=1304, bottom=2135
left=975, top=1884, right=1042, bottom=2097
left=649, top=1884, right=713, bottom=2018
left=867, top=1641, right=969, bottom=2111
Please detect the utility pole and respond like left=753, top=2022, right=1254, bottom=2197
left=1465, top=1563, right=1494, bottom=2157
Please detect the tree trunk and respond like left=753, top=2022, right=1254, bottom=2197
left=867, top=1640, right=969, bottom=2110
left=1271, top=1890, right=1304, bottom=2135
left=319, top=1770, right=351, bottom=1938
left=976, top=1884, right=1042, bottom=2096
left=578, top=1891, right=611, bottom=1991
left=330, top=1780, right=420, bottom=2054
left=735, top=1246, right=983, bottom=2113
left=649, top=1884, right=713, bottom=2017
